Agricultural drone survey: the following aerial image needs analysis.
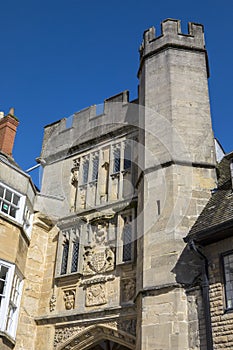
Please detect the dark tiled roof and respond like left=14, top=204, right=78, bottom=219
left=188, top=157, right=233, bottom=239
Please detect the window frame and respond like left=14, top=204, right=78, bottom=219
left=0, top=182, right=33, bottom=238
left=56, top=225, right=83, bottom=278
left=0, top=260, right=23, bottom=339
left=72, top=136, right=134, bottom=211
left=222, top=250, right=233, bottom=312
left=116, top=208, right=136, bottom=265
left=0, top=182, right=25, bottom=224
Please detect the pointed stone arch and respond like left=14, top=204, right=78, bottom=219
left=56, top=324, right=136, bottom=350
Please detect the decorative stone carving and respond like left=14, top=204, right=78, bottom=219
left=70, top=159, right=80, bottom=212
left=117, top=319, right=136, bottom=336
left=83, top=245, right=114, bottom=275
left=54, top=319, right=136, bottom=349
left=71, top=166, right=79, bottom=186
left=80, top=274, right=115, bottom=286
left=49, top=294, right=56, bottom=312
left=63, top=289, right=76, bottom=310
left=93, top=221, right=108, bottom=245
left=54, top=325, right=85, bottom=349
left=122, top=279, right=136, bottom=303
left=85, top=283, right=107, bottom=306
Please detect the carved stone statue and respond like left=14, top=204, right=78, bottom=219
left=122, top=279, right=136, bottom=302
left=93, top=221, right=108, bottom=245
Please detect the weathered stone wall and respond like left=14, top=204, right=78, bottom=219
left=14, top=213, right=53, bottom=350
left=139, top=287, right=189, bottom=349
left=186, top=287, right=206, bottom=350
left=205, top=237, right=233, bottom=349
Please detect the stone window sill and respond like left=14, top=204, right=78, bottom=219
left=224, top=307, right=233, bottom=314
left=0, top=331, right=15, bottom=349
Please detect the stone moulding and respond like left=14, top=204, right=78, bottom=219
left=80, top=274, right=115, bottom=286
left=35, top=305, right=136, bottom=325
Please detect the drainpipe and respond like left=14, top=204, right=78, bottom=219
left=189, top=240, right=213, bottom=350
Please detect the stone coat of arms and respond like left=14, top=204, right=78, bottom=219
left=83, top=245, right=114, bottom=275
left=82, top=220, right=115, bottom=276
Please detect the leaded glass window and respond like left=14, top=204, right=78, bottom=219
left=223, top=252, right=233, bottom=309
left=92, top=155, right=99, bottom=181
left=113, top=146, right=121, bottom=173
left=71, top=240, right=79, bottom=273
left=123, top=215, right=132, bottom=262
left=82, top=158, right=89, bottom=184
left=124, top=142, right=131, bottom=170
left=61, top=239, right=69, bottom=275
left=58, top=227, right=81, bottom=276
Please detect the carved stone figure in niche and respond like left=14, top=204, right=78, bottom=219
left=80, top=191, right=86, bottom=209
left=86, top=283, right=107, bottom=306
left=70, top=159, right=80, bottom=212
left=49, top=294, right=56, bottom=312
left=122, top=279, right=136, bottom=302
left=64, top=289, right=76, bottom=310
left=83, top=245, right=115, bottom=275
left=93, top=221, right=108, bottom=245
left=71, top=166, right=79, bottom=186
left=99, top=155, right=109, bottom=204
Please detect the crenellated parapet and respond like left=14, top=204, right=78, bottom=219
left=139, top=19, right=205, bottom=71
left=39, top=90, right=138, bottom=163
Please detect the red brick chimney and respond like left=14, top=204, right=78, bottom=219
left=0, top=108, right=19, bottom=156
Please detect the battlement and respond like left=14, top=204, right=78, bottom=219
left=139, top=19, right=205, bottom=63
left=40, top=90, right=138, bottom=162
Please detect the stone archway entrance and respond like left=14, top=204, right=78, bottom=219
left=88, top=340, right=130, bottom=349
left=57, top=324, right=135, bottom=350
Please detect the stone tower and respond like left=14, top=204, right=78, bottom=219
left=136, top=19, right=216, bottom=349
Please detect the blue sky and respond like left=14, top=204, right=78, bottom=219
left=0, top=1, right=233, bottom=186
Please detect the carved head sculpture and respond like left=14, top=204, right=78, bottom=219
left=64, top=290, right=76, bottom=310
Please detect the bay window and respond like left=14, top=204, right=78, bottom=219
left=0, top=260, right=23, bottom=339
left=0, top=182, right=33, bottom=237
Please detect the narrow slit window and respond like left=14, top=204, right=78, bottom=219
left=61, top=239, right=69, bottom=275
left=71, top=240, right=79, bottom=273
left=123, top=216, right=132, bottom=262
left=92, top=155, right=99, bottom=181
left=124, top=142, right=131, bottom=170
left=82, top=159, right=89, bottom=185
left=113, top=147, right=121, bottom=173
